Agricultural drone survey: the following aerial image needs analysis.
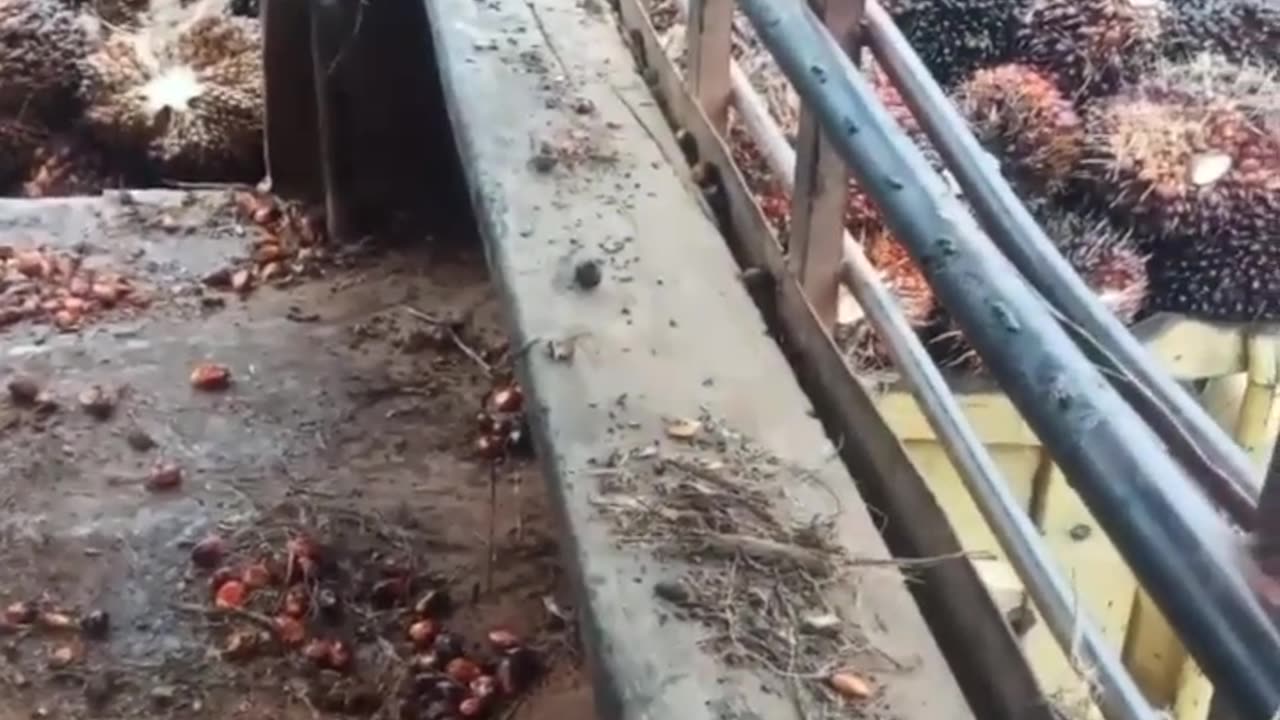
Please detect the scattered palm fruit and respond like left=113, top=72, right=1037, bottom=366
left=189, top=363, right=231, bottom=391
left=474, top=379, right=529, bottom=461
left=214, top=580, right=248, bottom=610
left=0, top=246, right=143, bottom=332
left=144, top=463, right=183, bottom=492
left=191, top=535, right=226, bottom=569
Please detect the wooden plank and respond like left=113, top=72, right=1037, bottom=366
left=612, top=3, right=1056, bottom=719
left=788, top=0, right=862, bottom=331
left=421, top=0, right=977, bottom=717
left=261, top=0, right=323, bottom=200
left=686, top=0, right=733, bottom=131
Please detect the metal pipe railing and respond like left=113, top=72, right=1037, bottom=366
left=672, top=4, right=1157, bottom=715
left=860, top=1, right=1261, bottom=528
left=733, top=0, right=1280, bottom=715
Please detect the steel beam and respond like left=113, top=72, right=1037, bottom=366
left=733, top=0, right=1280, bottom=715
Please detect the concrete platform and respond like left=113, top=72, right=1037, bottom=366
left=420, top=0, right=978, bottom=716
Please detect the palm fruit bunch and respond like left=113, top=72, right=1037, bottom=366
left=1015, top=0, right=1166, bottom=96
left=1076, top=58, right=1280, bottom=242
left=879, top=0, right=1032, bottom=88
left=1147, top=235, right=1280, bottom=321
left=1160, top=0, right=1279, bottom=68
left=1040, top=209, right=1151, bottom=324
left=953, top=63, right=1085, bottom=196
left=78, top=15, right=264, bottom=183
left=1110, top=55, right=1280, bottom=321
left=0, top=0, right=91, bottom=119
left=0, top=0, right=93, bottom=186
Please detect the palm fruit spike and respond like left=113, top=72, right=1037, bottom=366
left=879, top=0, right=1033, bottom=88
left=1161, top=0, right=1279, bottom=68
left=0, top=0, right=91, bottom=118
left=1079, top=93, right=1280, bottom=241
left=1016, top=0, right=1166, bottom=96
left=953, top=63, right=1085, bottom=196
left=79, top=16, right=264, bottom=182
left=1148, top=235, right=1280, bottom=322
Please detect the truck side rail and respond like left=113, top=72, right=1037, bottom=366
left=672, top=0, right=1280, bottom=716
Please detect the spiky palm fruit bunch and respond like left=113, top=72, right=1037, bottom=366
left=1162, top=0, right=1279, bottom=67
left=1148, top=235, right=1280, bottom=321
left=0, top=0, right=92, bottom=118
left=79, top=16, right=264, bottom=182
left=880, top=0, right=1032, bottom=87
left=1079, top=92, right=1280, bottom=240
left=20, top=135, right=115, bottom=197
left=954, top=63, right=1085, bottom=195
left=1041, top=210, right=1151, bottom=323
left=1016, top=0, right=1166, bottom=96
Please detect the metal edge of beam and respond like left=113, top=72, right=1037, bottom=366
left=611, top=4, right=1059, bottom=719
left=859, top=1, right=1260, bottom=528
left=733, top=0, right=1280, bottom=715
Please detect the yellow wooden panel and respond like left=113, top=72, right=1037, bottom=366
left=1021, top=466, right=1139, bottom=702
left=865, top=318, right=1280, bottom=719
left=1132, top=315, right=1249, bottom=379
left=1121, top=588, right=1187, bottom=706
left=901, top=441, right=1037, bottom=613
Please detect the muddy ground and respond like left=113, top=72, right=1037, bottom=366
left=0, top=190, right=593, bottom=719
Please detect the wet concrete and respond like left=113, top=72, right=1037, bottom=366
left=0, top=191, right=591, bottom=719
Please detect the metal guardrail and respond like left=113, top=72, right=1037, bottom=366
left=674, top=0, right=1280, bottom=717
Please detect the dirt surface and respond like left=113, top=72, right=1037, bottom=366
left=0, top=191, right=593, bottom=719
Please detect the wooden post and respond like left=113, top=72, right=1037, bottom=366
left=788, top=0, right=862, bottom=332
left=261, top=0, right=324, bottom=201
left=687, top=0, right=733, bottom=133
